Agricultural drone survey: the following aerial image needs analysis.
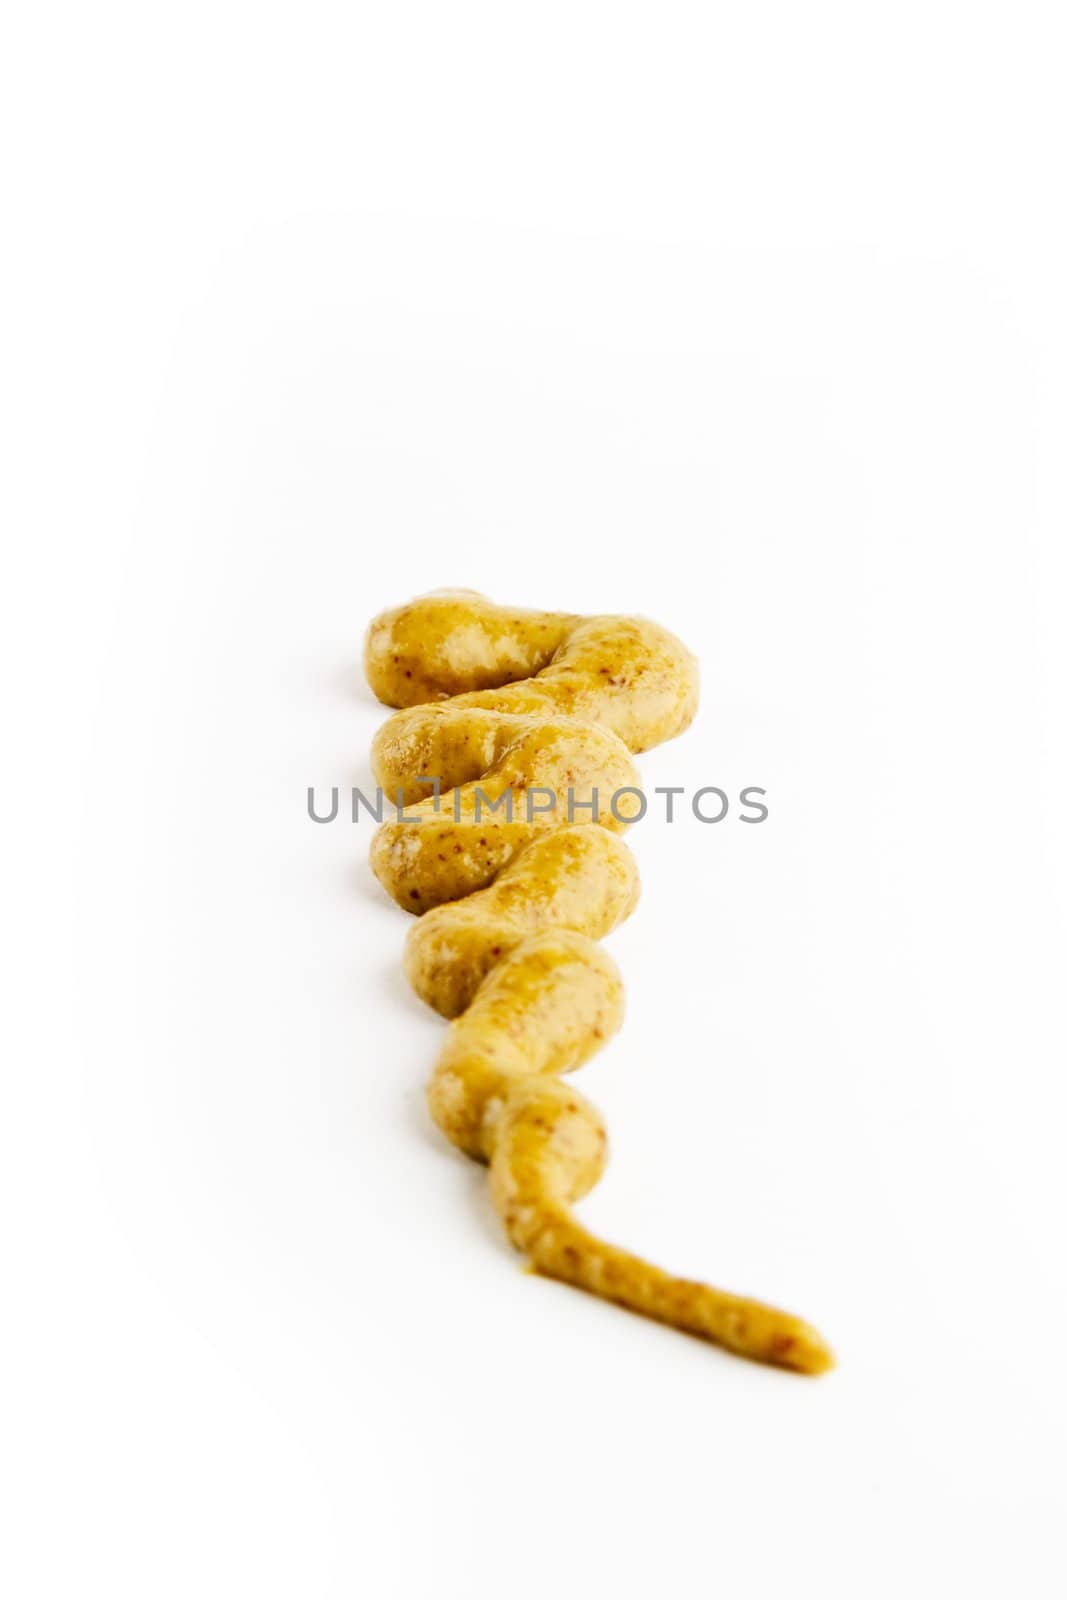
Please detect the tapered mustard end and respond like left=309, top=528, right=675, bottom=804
left=770, top=1318, right=836, bottom=1376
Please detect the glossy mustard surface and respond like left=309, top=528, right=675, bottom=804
left=365, top=589, right=833, bottom=1375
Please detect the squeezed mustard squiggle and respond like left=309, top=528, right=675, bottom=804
left=364, top=589, right=833, bottom=1374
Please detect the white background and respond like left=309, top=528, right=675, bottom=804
left=4, top=4, right=1066, bottom=1596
